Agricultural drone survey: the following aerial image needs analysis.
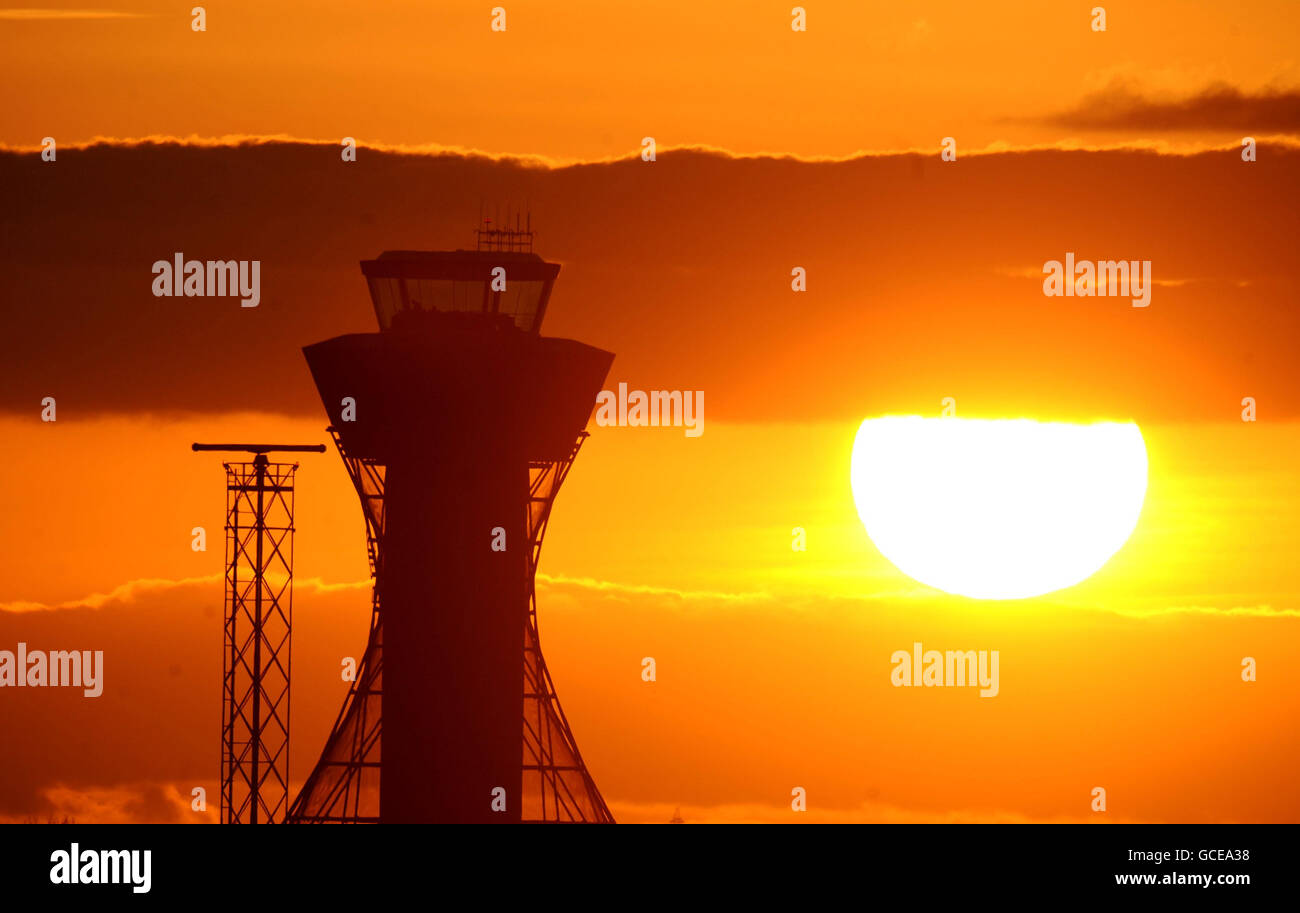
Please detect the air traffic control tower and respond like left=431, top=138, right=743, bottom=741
left=289, top=225, right=615, bottom=823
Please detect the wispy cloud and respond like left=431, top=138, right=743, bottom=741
left=0, top=781, right=216, bottom=824
left=0, top=574, right=218, bottom=613
left=537, top=572, right=770, bottom=605
left=3, top=132, right=1295, bottom=163
left=0, top=574, right=367, bottom=613
left=994, top=265, right=1199, bottom=289
left=0, top=9, right=147, bottom=20
left=1036, top=82, right=1300, bottom=133
left=1103, top=603, right=1300, bottom=619
left=608, top=798, right=1128, bottom=824
left=6, top=572, right=1296, bottom=620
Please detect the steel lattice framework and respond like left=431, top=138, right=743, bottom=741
left=288, top=429, right=613, bottom=823
left=220, top=455, right=297, bottom=825
left=522, top=434, right=615, bottom=822
left=287, top=429, right=385, bottom=822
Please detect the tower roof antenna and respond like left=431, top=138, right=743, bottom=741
left=475, top=206, right=534, bottom=252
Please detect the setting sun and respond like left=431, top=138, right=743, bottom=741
left=850, top=417, right=1148, bottom=600
left=2, top=0, right=1298, bottom=850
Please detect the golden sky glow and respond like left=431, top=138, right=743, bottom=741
left=4, top=1, right=1300, bottom=158
left=1, top=0, right=1298, bottom=824
left=2, top=412, right=1297, bottom=822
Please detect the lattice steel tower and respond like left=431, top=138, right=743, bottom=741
left=193, top=442, right=325, bottom=824
left=289, top=227, right=615, bottom=823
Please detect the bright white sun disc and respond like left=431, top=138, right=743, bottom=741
left=850, top=416, right=1148, bottom=600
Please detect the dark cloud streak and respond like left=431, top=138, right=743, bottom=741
left=2, top=140, right=1298, bottom=423
left=1039, top=82, right=1300, bottom=133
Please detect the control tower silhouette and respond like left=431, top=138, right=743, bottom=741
left=289, top=223, right=615, bottom=823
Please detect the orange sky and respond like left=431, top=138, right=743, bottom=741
left=1, top=0, right=1298, bottom=824
left=2, top=414, right=1297, bottom=823
left=4, top=1, right=1300, bottom=158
